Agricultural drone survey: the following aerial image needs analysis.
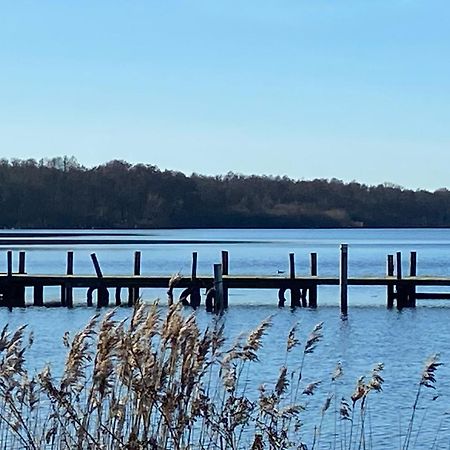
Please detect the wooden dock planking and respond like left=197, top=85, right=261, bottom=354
left=4, top=274, right=450, bottom=289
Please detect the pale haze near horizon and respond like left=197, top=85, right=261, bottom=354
left=0, top=1, right=449, bottom=191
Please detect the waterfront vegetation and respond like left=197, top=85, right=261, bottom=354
left=1, top=157, right=450, bottom=228
left=0, top=302, right=443, bottom=449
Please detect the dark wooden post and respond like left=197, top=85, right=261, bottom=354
left=7, top=250, right=12, bottom=277
left=309, top=252, right=318, bottom=308
left=409, top=251, right=417, bottom=277
left=386, top=254, right=394, bottom=309
left=65, top=251, right=74, bottom=308
left=128, top=251, right=141, bottom=306
left=90, top=253, right=109, bottom=307
left=221, top=250, right=229, bottom=309
left=396, top=251, right=405, bottom=309
left=213, top=263, right=224, bottom=314
left=33, top=285, right=44, bottom=307
left=408, top=251, right=417, bottom=307
left=190, top=252, right=201, bottom=309
left=340, top=244, right=348, bottom=317
left=18, top=251, right=26, bottom=274
left=396, top=251, right=402, bottom=280
left=115, top=287, right=122, bottom=306
left=191, top=252, right=198, bottom=279
left=91, top=253, right=103, bottom=278
left=289, top=253, right=301, bottom=308
left=16, top=251, right=26, bottom=306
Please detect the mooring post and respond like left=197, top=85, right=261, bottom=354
left=7, top=250, right=12, bottom=277
left=90, top=253, right=109, bottom=307
left=340, top=244, right=348, bottom=317
left=309, top=252, right=318, bottom=308
left=33, top=285, right=44, bottom=307
left=396, top=251, right=405, bottom=308
left=189, top=252, right=201, bottom=308
left=289, top=252, right=301, bottom=307
left=5, top=250, right=14, bottom=307
left=91, top=253, right=103, bottom=278
left=408, top=251, right=417, bottom=307
left=191, top=251, right=198, bottom=279
left=15, top=251, right=26, bottom=306
left=387, top=254, right=394, bottom=309
left=115, top=287, right=122, bottom=306
left=64, top=251, right=74, bottom=308
left=128, top=251, right=141, bottom=306
left=213, top=263, right=224, bottom=314
left=221, top=250, right=229, bottom=309
left=18, top=251, right=26, bottom=274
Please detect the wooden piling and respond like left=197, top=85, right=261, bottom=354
left=408, top=251, right=417, bottom=307
left=61, top=251, right=74, bottom=307
left=91, top=253, right=103, bottom=278
left=67, top=251, right=74, bottom=275
left=34, top=285, right=44, bottom=307
left=213, top=263, right=224, bottom=314
left=115, top=287, right=122, bottom=306
left=396, top=252, right=402, bottom=280
left=190, top=252, right=201, bottom=309
left=309, top=252, right=318, bottom=308
left=191, top=252, right=198, bottom=279
left=409, top=251, right=417, bottom=277
left=387, top=254, right=394, bottom=309
left=221, top=250, right=229, bottom=309
left=65, top=251, right=74, bottom=308
left=18, top=251, right=26, bottom=274
left=396, top=251, right=406, bottom=309
left=289, top=253, right=301, bottom=308
left=128, top=251, right=141, bottom=306
left=340, top=244, right=348, bottom=317
left=16, top=251, right=26, bottom=306
left=90, top=253, right=109, bottom=307
left=7, top=250, right=12, bottom=277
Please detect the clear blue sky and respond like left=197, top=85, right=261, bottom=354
left=1, top=1, right=449, bottom=190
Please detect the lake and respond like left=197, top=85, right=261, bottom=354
left=1, top=228, right=450, bottom=448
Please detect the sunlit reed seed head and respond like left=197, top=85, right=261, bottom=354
left=420, top=354, right=442, bottom=389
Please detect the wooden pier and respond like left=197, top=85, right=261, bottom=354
left=1, top=246, right=450, bottom=315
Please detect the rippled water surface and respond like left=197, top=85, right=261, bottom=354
left=2, top=228, right=450, bottom=448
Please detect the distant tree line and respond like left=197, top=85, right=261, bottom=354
left=0, top=156, right=449, bottom=228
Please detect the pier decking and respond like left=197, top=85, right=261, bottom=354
left=1, top=247, right=449, bottom=314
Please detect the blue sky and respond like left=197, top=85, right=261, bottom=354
left=1, top=1, right=449, bottom=190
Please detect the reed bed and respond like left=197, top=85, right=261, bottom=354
left=0, top=302, right=443, bottom=449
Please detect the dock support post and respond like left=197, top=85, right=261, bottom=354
left=67, top=251, right=74, bottom=308
left=18, top=251, right=25, bottom=274
left=396, top=251, right=406, bottom=309
left=340, top=244, right=348, bottom=317
left=128, top=251, right=141, bottom=306
left=64, top=251, right=74, bottom=308
left=90, top=253, right=109, bottom=307
left=289, top=253, right=301, bottom=308
left=33, top=285, right=44, bottom=307
left=115, top=287, right=122, bottom=306
left=387, top=254, right=394, bottom=309
left=213, top=263, right=224, bottom=314
left=190, top=252, right=201, bottom=309
left=16, top=251, right=26, bottom=306
left=309, top=252, right=318, bottom=308
left=408, top=251, right=417, bottom=307
left=221, top=250, right=229, bottom=309
left=7, top=250, right=12, bottom=277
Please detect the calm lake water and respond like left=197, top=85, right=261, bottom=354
left=2, top=228, right=450, bottom=448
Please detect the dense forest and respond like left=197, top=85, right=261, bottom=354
left=0, top=156, right=449, bottom=229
